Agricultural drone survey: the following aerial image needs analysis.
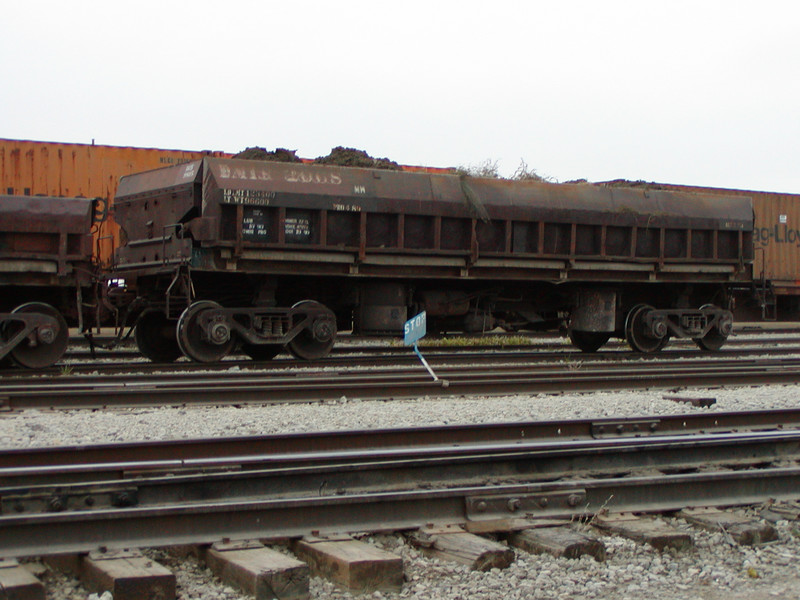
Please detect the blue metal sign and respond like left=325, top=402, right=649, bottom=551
left=404, top=311, right=427, bottom=346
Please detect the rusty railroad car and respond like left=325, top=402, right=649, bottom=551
left=602, top=180, right=800, bottom=320
left=0, top=195, right=102, bottom=367
left=0, top=138, right=229, bottom=267
left=110, top=158, right=754, bottom=362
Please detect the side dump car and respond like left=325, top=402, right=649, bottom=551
left=112, top=158, right=754, bottom=362
left=0, top=195, right=101, bottom=367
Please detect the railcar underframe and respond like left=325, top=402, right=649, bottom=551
left=111, top=158, right=754, bottom=363
left=0, top=195, right=101, bottom=368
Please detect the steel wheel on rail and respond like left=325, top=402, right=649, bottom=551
left=624, top=304, right=669, bottom=353
left=287, top=300, right=337, bottom=360
left=568, top=330, right=611, bottom=353
left=693, top=304, right=730, bottom=351
left=3, top=303, right=69, bottom=368
left=134, top=309, right=182, bottom=363
left=177, top=300, right=236, bottom=363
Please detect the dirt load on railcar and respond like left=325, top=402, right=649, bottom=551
left=110, top=158, right=754, bottom=363
left=0, top=195, right=103, bottom=367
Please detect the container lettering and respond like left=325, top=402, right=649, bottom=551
left=754, top=224, right=800, bottom=247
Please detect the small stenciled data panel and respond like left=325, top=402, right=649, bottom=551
left=241, top=207, right=315, bottom=244
left=284, top=210, right=313, bottom=244
left=242, top=206, right=270, bottom=242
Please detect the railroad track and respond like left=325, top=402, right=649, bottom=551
left=2, top=355, right=800, bottom=410
left=1, top=329, right=797, bottom=380
left=1, top=411, right=798, bottom=598
left=52, top=341, right=800, bottom=376
left=5, top=407, right=800, bottom=485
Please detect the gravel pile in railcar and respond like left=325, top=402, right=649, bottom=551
left=314, top=146, right=402, bottom=170
left=233, top=147, right=303, bottom=162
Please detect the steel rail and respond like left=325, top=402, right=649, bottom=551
left=5, top=355, right=800, bottom=390
left=60, top=334, right=800, bottom=355
left=65, top=323, right=798, bottom=340
left=2, top=357, right=800, bottom=409
left=7, top=339, right=800, bottom=379
left=2, top=408, right=800, bottom=485
left=3, top=429, right=800, bottom=514
left=1, top=436, right=799, bottom=557
left=7, top=328, right=799, bottom=377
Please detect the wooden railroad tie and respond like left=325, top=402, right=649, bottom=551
left=205, top=540, right=309, bottom=600
left=407, top=524, right=515, bottom=571
left=292, top=534, right=403, bottom=594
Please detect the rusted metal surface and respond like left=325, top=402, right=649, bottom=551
left=0, top=194, right=97, bottom=286
left=114, top=158, right=753, bottom=283
left=4, top=430, right=800, bottom=516
left=0, top=195, right=95, bottom=270
left=113, top=161, right=202, bottom=269
left=569, top=289, right=616, bottom=332
left=750, top=192, right=800, bottom=290
left=5, top=466, right=799, bottom=558
left=0, top=195, right=99, bottom=366
left=1, top=426, right=799, bottom=557
left=0, top=194, right=97, bottom=305
left=602, top=181, right=800, bottom=298
left=2, top=407, right=800, bottom=482
left=111, top=159, right=757, bottom=357
left=0, top=139, right=227, bottom=266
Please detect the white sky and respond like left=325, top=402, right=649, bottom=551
left=3, top=1, right=799, bottom=192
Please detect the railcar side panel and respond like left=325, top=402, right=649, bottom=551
left=602, top=181, right=799, bottom=318
left=115, top=158, right=753, bottom=288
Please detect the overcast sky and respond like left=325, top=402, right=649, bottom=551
left=3, top=1, right=799, bottom=192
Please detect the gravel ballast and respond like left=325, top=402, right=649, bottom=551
left=4, top=382, right=800, bottom=600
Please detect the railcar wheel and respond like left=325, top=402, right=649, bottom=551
left=135, top=310, right=181, bottom=363
left=568, top=330, right=611, bottom=353
left=624, top=304, right=669, bottom=353
left=241, top=343, right=283, bottom=361
left=5, top=303, right=69, bottom=368
left=177, top=301, right=236, bottom=363
left=287, top=300, right=337, bottom=360
left=693, top=304, right=730, bottom=351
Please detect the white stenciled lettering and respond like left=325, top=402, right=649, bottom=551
left=243, top=168, right=272, bottom=181
left=283, top=169, right=344, bottom=186
left=242, top=207, right=269, bottom=240
left=332, top=203, right=361, bottom=212
left=285, top=217, right=311, bottom=238
left=222, top=189, right=275, bottom=205
left=183, top=163, right=198, bottom=179
left=218, top=164, right=272, bottom=181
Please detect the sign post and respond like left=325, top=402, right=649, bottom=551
left=404, top=311, right=446, bottom=385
